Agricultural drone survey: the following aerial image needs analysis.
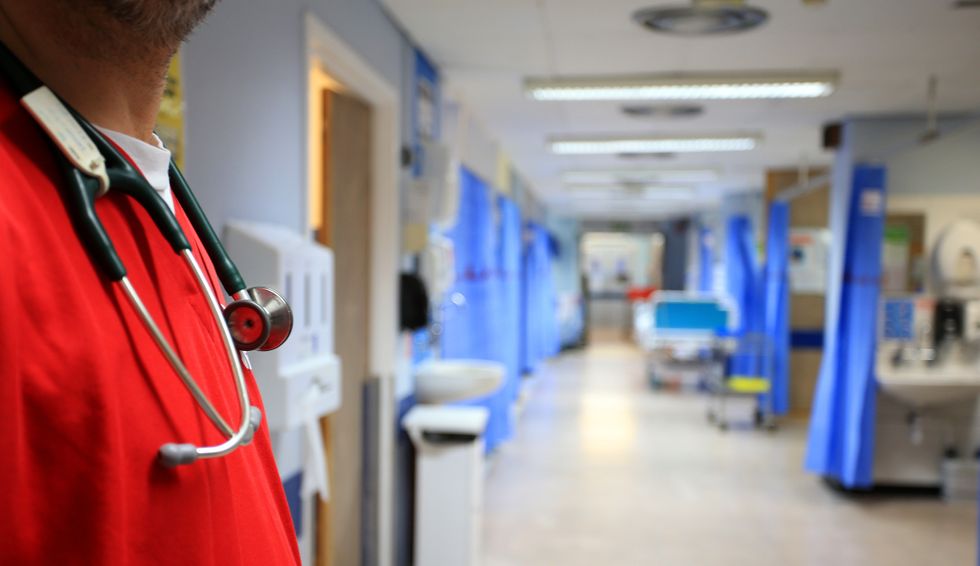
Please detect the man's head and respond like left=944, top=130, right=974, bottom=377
left=0, top=0, right=219, bottom=138
left=1, top=0, right=217, bottom=61
left=71, top=0, right=218, bottom=56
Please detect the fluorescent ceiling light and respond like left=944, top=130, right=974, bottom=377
left=526, top=72, right=838, bottom=101
left=568, top=188, right=694, bottom=200
left=563, top=168, right=718, bottom=184
left=550, top=135, right=759, bottom=155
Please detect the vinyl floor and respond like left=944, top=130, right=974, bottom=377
left=482, top=340, right=976, bottom=566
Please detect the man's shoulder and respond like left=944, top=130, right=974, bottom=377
left=0, top=87, right=57, bottom=196
left=0, top=87, right=62, bottom=257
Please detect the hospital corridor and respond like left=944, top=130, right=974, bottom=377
left=2, top=1, right=980, bottom=565
left=482, top=340, right=976, bottom=566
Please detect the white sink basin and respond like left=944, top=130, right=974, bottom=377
left=414, top=359, right=505, bottom=404
left=878, top=362, right=980, bottom=408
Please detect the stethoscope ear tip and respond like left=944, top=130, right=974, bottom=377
left=159, top=443, right=199, bottom=467
left=242, top=406, right=263, bottom=446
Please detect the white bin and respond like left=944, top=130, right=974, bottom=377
left=402, top=406, right=489, bottom=566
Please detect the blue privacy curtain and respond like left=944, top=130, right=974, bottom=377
left=698, top=227, right=714, bottom=293
left=725, top=215, right=765, bottom=375
left=496, top=196, right=523, bottom=406
left=763, top=202, right=791, bottom=415
left=441, top=168, right=512, bottom=451
left=805, top=165, right=886, bottom=488
left=521, top=223, right=559, bottom=373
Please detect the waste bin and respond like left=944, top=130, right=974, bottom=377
left=402, top=405, right=490, bottom=566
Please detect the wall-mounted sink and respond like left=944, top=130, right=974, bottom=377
left=414, top=359, right=505, bottom=404
left=878, top=361, right=980, bottom=408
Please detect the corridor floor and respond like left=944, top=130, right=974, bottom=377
left=482, top=341, right=976, bottom=566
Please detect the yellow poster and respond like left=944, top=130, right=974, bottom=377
left=156, top=52, right=185, bottom=168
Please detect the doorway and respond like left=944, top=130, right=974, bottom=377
left=312, top=80, right=373, bottom=566
left=305, top=13, right=401, bottom=566
left=580, top=231, right=665, bottom=343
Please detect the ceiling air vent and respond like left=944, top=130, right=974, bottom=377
left=621, top=104, right=705, bottom=118
left=633, top=0, right=768, bottom=36
left=617, top=152, right=677, bottom=160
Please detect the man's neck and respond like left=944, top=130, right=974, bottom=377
left=0, top=3, right=172, bottom=144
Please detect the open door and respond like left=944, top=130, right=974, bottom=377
left=316, top=89, right=373, bottom=566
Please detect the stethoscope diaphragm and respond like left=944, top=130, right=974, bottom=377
left=224, top=287, right=293, bottom=352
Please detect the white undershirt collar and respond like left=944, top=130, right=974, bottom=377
left=95, top=126, right=175, bottom=212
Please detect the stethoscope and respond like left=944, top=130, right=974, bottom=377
left=0, top=42, right=294, bottom=468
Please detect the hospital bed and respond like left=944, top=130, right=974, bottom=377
left=634, top=293, right=776, bottom=429
left=634, top=292, right=736, bottom=390
left=705, top=332, right=776, bottom=431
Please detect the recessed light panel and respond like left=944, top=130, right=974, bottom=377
left=550, top=135, right=759, bottom=155
left=562, top=168, right=718, bottom=184
left=526, top=73, right=837, bottom=102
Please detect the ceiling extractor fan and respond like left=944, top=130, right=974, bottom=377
left=632, top=0, right=770, bottom=36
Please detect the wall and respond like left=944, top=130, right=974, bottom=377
left=441, top=100, right=502, bottom=192
left=712, top=191, right=765, bottom=253
left=183, top=0, right=410, bottom=233
left=692, top=191, right=764, bottom=295
left=510, top=168, right=546, bottom=223
left=580, top=219, right=690, bottom=291
left=763, top=169, right=830, bottom=416
left=888, top=194, right=980, bottom=251
left=582, top=233, right=648, bottom=291
left=547, top=215, right=583, bottom=347
left=827, top=115, right=980, bottom=290
left=883, top=120, right=980, bottom=251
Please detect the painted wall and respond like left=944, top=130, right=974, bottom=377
left=547, top=215, right=582, bottom=347
left=826, top=116, right=979, bottom=289
left=183, top=0, right=410, bottom=233
left=661, top=220, right=690, bottom=292
left=882, top=119, right=980, bottom=249
left=441, top=100, right=502, bottom=192
left=888, top=194, right=980, bottom=250
left=692, top=192, right=763, bottom=295
left=547, top=216, right=581, bottom=292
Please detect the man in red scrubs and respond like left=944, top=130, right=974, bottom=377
left=0, top=2, right=300, bottom=564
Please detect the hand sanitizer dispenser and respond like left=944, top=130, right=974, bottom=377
left=224, top=220, right=341, bottom=565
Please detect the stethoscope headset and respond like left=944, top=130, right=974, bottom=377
left=0, top=42, right=294, bottom=467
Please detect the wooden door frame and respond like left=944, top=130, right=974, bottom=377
left=304, top=13, right=399, bottom=566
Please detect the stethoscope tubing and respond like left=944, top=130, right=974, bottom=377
left=152, top=253, right=260, bottom=465
left=0, top=40, right=260, bottom=467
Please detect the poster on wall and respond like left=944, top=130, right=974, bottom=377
left=881, top=225, right=911, bottom=293
left=416, top=77, right=436, bottom=142
left=413, top=50, right=440, bottom=151
left=789, top=228, right=831, bottom=294
left=404, top=50, right=442, bottom=253
left=156, top=53, right=185, bottom=168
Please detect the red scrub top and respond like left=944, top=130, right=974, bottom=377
left=0, top=81, right=300, bottom=564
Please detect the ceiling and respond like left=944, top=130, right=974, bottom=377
left=381, top=0, right=980, bottom=220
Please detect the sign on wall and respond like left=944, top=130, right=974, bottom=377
left=156, top=53, right=185, bottom=168
left=404, top=50, right=443, bottom=253
left=789, top=228, right=831, bottom=294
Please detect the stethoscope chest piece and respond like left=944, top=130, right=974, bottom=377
left=225, top=287, right=292, bottom=352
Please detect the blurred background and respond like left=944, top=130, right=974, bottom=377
left=172, top=1, right=980, bottom=564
